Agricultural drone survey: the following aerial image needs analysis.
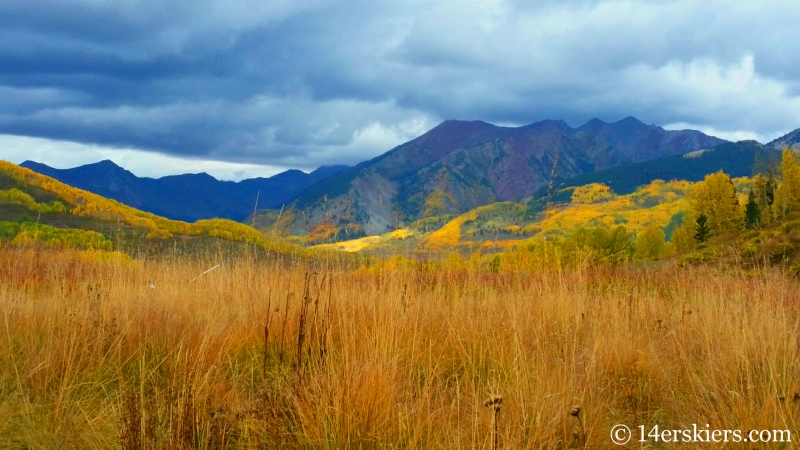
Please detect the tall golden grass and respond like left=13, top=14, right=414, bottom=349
left=1, top=247, right=800, bottom=448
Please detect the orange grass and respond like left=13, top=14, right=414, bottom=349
left=1, top=247, right=800, bottom=448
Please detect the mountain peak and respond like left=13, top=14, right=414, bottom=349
left=20, top=160, right=51, bottom=170
left=616, top=116, right=645, bottom=125
left=524, top=119, right=572, bottom=132
left=768, top=126, right=800, bottom=150
left=391, top=119, right=502, bottom=162
left=286, top=116, right=727, bottom=236
left=577, top=116, right=657, bottom=134
left=310, top=165, right=350, bottom=179
left=88, top=159, right=124, bottom=170
left=428, top=119, right=496, bottom=137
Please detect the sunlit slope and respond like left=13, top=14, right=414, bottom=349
left=314, top=229, right=415, bottom=252
left=0, top=160, right=321, bottom=257
left=321, top=178, right=753, bottom=254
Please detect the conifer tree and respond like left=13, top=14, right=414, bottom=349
left=752, top=172, right=776, bottom=225
left=766, top=169, right=777, bottom=206
left=745, top=189, right=760, bottom=229
left=695, top=214, right=711, bottom=243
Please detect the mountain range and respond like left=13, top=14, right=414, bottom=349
left=24, top=116, right=800, bottom=238
left=18, top=160, right=348, bottom=222
left=281, top=117, right=726, bottom=235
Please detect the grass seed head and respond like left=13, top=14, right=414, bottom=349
left=484, top=395, right=503, bottom=410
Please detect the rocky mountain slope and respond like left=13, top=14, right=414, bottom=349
left=275, top=117, right=726, bottom=236
left=768, top=126, right=800, bottom=150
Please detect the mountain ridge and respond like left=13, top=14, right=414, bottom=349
left=768, top=128, right=800, bottom=150
left=273, top=116, right=727, bottom=236
left=532, top=140, right=779, bottom=204
left=19, top=160, right=349, bottom=222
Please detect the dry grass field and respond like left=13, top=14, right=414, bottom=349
left=2, top=247, right=800, bottom=448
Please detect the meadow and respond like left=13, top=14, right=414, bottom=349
left=2, top=247, right=800, bottom=449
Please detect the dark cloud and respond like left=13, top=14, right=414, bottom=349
left=1, top=0, right=800, bottom=173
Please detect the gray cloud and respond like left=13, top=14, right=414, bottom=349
left=1, top=0, right=800, bottom=173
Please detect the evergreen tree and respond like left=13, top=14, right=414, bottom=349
left=745, top=189, right=760, bottom=229
left=766, top=169, right=777, bottom=206
left=695, top=214, right=711, bottom=243
left=752, top=172, right=776, bottom=225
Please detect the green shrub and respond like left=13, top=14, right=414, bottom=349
left=678, top=246, right=719, bottom=267
left=740, top=244, right=757, bottom=259
left=771, top=242, right=796, bottom=261
left=781, top=221, right=800, bottom=234
left=741, top=230, right=761, bottom=240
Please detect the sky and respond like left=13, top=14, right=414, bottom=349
left=1, top=0, right=799, bottom=180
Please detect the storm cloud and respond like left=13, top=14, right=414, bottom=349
left=1, top=0, right=799, bottom=178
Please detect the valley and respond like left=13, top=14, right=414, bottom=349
left=3, top=118, right=800, bottom=448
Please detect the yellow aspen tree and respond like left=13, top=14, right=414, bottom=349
left=571, top=183, right=613, bottom=204
left=671, top=220, right=696, bottom=253
left=635, top=223, right=667, bottom=260
left=778, top=148, right=800, bottom=216
left=689, top=171, right=743, bottom=235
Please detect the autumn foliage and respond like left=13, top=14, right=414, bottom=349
left=3, top=146, right=800, bottom=447
left=0, top=188, right=66, bottom=213
left=0, top=221, right=112, bottom=250
left=570, top=183, right=613, bottom=204
left=0, top=161, right=268, bottom=246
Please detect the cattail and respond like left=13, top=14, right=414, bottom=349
left=263, top=290, right=272, bottom=377
left=296, top=272, right=312, bottom=376
left=569, top=404, right=586, bottom=448
left=484, top=395, right=503, bottom=410
left=484, top=395, right=502, bottom=450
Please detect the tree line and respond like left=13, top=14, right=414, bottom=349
left=687, top=148, right=800, bottom=238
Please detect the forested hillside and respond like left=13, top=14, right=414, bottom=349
left=21, top=160, right=348, bottom=222
left=261, top=117, right=724, bottom=236
left=533, top=140, right=778, bottom=203
left=316, top=148, right=800, bottom=275
left=0, top=161, right=331, bottom=259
